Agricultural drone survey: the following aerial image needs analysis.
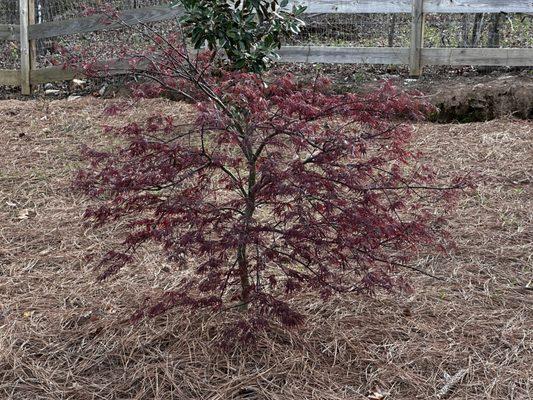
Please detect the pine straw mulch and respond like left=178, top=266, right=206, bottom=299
left=0, top=97, right=531, bottom=400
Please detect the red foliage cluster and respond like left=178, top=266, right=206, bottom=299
left=75, top=36, right=466, bottom=337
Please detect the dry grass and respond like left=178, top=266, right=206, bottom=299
left=0, top=97, right=531, bottom=400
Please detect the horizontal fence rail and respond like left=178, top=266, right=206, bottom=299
left=279, top=46, right=533, bottom=66
left=0, top=6, right=184, bottom=41
left=1, top=0, right=532, bottom=93
left=0, top=69, right=21, bottom=86
left=0, top=24, right=19, bottom=41
left=279, top=47, right=411, bottom=64
left=30, top=6, right=184, bottom=41
left=297, top=0, right=533, bottom=14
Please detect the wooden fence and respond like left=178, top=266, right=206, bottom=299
left=1, top=0, right=532, bottom=94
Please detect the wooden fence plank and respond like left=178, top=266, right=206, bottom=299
left=29, top=5, right=184, bottom=40
left=31, top=66, right=78, bottom=84
left=409, top=0, right=425, bottom=76
left=19, top=0, right=31, bottom=94
left=0, top=24, right=20, bottom=41
left=278, top=46, right=533, bottom=67
left=32, top=48, right=409, bottom=84
left=422, top=48, right=533, bottom=66
left=422, top=0, right=533, bottom=14
left=297, top=0, right=412, bottom=14
left=28, top=0, right=37, bottom=77
left=299, top=0, right=532, bottom=14
left=278, top=46, right=410, bottom=64
left=0, top=69, right=21, bottom=86
left=31, top=59, right=138, bottom=84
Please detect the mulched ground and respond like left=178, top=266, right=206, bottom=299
left=0, top=96, right=531, bottom=399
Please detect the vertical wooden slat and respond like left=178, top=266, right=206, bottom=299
left=409, top=0, right=425, bottom=77
left=19, top=0, right=31, bottom=94
left=28, top=0, right=37, bottom=72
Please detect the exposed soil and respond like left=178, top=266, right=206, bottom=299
left=429, top=75, right=533, bottom=122
left=0, top=97, right=531, bottom=399
left=275, top=64, right=533, bottom=122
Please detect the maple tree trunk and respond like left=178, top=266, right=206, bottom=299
left=237, top=242, right=251, bottom=308
left=237, top=153, right=257, bottom=309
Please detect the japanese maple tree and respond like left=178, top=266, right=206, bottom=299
left=72, top=7, right=465, bottom=337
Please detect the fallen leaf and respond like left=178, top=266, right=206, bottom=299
left=17, top=209, right=30, bottom=220
left=368, top=387, right=389, bottom=400
left=17, top=209, right=36, bottom=220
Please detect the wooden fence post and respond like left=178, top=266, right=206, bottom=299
left=409, top=0, right=425, bottom=77
left=19, top=0, right=35, bottom=95
left=29, top=0, right=37, bottom=72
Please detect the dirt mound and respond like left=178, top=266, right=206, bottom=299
left=430, top=76, right=533, bottom=122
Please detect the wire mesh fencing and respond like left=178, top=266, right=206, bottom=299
left=36, top=0, right=175, bottom=69
left=0, top=1, right=20, bottom=69
left=424, top=13, right=532, bottom=48
left=289, top=12, right=532, bottom=49
left=0, top=0, right=18, bottom=24
left=287, top=14, right=412, bottom=47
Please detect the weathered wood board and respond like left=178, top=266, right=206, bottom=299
left=19, top=0, right=31, bottom=94
left=278, top=46, right=533, bottom=67
left=28, top=5, right=184, bottom=40
left=0, top=24, right=20, bottom=41
left=0, top=69, right=21, bottom=86
left=422, top=48, right=533, bottom=66
left=298, top=0, right=533, bottom=14
left=409, top=0, right=425, bottom=76
left=279, top=46, right=410, bottom=64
